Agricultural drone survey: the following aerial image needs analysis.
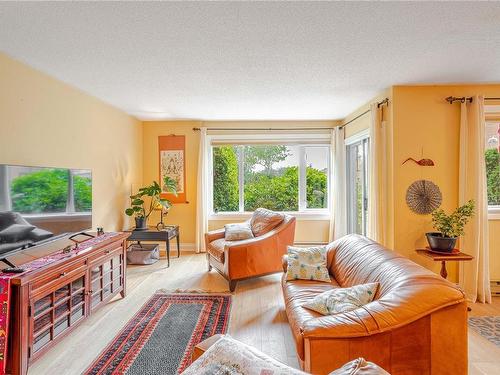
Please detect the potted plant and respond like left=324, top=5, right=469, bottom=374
left=125, top=176, right=177, bottom=230
left=426, top=199, right=475, bottom=252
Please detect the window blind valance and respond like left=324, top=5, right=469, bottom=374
left=208, top=129, right=332, bottom=145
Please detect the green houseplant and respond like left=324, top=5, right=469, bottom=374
left=125, top=176, right=177, bottom=230
left=426, top=199, right=475, bottom=252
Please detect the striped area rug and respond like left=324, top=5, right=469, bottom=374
left=84, top=292, right=231, bottom=374
left=469, top=316, right=500, bottom=347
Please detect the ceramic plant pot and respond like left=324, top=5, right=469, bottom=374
left=134, top=217, right=148, bottom=230
left=426, top=232, right=457, bottom=252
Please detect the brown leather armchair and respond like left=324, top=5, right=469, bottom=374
left=282, top=234, right=467, bottom=375
left=205, top=213, right=296, bottom=292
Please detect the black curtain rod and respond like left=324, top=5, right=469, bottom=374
left=192, top=126, right=334, bottom=131
left=340, top=97, right=390, bottom=129
left=193, top=97, right=390, bottom=132
left=445, top=96, right=500, bottom=104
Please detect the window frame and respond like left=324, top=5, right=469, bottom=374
left=207, top=133, right=331, bottom=220
left=485, top=118, right=500, bottom=220
left=345, top=130, right=370, bottom=235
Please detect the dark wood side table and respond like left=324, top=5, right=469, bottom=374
left=126, top=226, right=180, bottom=267
left=416, top=248, right=473, bottom=279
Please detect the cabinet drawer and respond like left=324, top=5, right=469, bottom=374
left=31, top=260, right=87, bottom=297
left=88, top=244, right=123, bottom=265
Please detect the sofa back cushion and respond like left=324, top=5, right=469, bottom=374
left=250, top=208, right=284, bottom=237
left=327, top=234, right=451, bottom=298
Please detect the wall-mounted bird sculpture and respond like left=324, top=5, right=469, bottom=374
left=402, top=157, right=435, bottom=166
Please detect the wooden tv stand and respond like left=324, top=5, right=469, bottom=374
left=5, top=232, right=129, bottom=375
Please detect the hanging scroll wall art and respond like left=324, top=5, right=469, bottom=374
left=158, top=135, right=187, bottom=203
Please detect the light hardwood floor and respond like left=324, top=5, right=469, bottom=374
left=27, top=252, right=500, bottom=375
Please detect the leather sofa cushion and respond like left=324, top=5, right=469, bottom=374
left=250, top=208, right=284, bottom=237
left=207, top=238, right=228, bottom=263
left=281, top=274, right=341, bottom=360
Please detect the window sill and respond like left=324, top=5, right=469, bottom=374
left=489, top=206, right=500, bottom=220
left=208, top=211, right=331, bottom=221
left=22, top=212, right=92, bottom=221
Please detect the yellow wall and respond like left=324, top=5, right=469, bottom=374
left=5, top=50, right=497, bottom=277
left=143, top=121, right=201, bottom=246
left=142, top=120, right=340, bottom=246
left=0, top=53, right=143, bottom=231
left=391, top=85, right=500, bottom=281
left=342, top=85, right=500, bottom=282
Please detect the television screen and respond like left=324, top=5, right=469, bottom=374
left=0, top=164, right=92, bottom=255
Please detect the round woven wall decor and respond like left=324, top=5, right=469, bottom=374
left=405, top=180, right=442, bottom=215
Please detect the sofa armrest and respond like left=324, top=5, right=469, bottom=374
left=205, top=228, right=225, bottom=244
left=301, top=287, right=467, bottom=339
left=282, top=255, right=288, bottom=272
left=192, top=334, right=224, bottom=362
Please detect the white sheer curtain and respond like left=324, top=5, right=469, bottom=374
left=458, top=96, right=491, bottom=303
left=329, top=127, right=347, bottom=241
left=195, top=128, right=209, bottom=253
left=367, top=103, right=386, bottom=245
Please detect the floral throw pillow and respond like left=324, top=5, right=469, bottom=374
left=286, top=246, right=331, bottom=282
left=183, top=335, right=308, bottom=375
left=303, top=283, right=379, bottom=316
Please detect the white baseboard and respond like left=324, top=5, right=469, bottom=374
left=128, top=241, right=197, bottom=252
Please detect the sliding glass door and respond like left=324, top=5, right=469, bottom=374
left=346, top=137, right=369, bottom=235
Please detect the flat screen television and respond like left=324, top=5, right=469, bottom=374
left=0, top=164, right=92, bottom=257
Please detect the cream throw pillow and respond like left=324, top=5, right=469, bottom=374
left=286, top=246, right=331, bottom=282
left=303, top=282, right=379, bottom=315
left=224, top=222, right=254, bottom=241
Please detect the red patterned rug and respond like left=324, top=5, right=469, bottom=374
left=84, top=292, right=231, bottom=375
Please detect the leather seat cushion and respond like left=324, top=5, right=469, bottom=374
left=281, top=275, right=341, bottom=360
left=207, top=238, right=228, bottom=263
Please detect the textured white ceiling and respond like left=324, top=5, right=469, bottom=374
left=1, top=2, right=500, bottom=121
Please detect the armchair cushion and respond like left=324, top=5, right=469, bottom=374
left=303, top=282, right=379, bottom=316
left=249, top=208, right=284, bottom=237
left=207, top=238, right=228, bottom=263
left=224, top=222, right=254, bottom=241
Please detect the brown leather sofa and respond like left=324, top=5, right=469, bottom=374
left=282, top=234, right=467, bottom=375
left=206, top=212, right=296, bottom=292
